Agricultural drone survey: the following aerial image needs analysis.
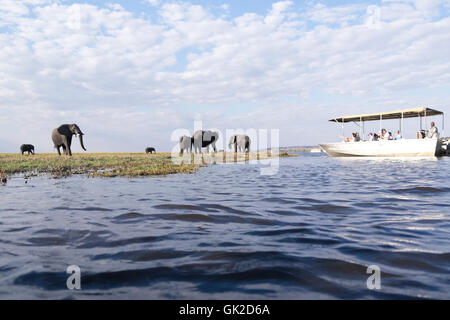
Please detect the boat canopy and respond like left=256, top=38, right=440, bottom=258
left=329, top=107, right=444, bottom=123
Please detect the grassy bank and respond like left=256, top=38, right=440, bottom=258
left=0, top=151, right=287, bottom=178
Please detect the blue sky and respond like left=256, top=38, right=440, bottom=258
left=0, top=0, right=449, bottom=152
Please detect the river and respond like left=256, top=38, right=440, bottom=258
left=1, top=153, right=449, bottom=299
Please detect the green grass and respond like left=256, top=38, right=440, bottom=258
left=0, top=151, right=287, bottom=178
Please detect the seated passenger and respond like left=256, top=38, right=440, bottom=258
left=381, top=129, right=390, bottom=140
left=427, top=122, right=439, bottom=138
left=344, top=133, right=358, bottom=142
left=394, top=130, right=402, bottom=140
left=354, top=132, right=361, bottom=142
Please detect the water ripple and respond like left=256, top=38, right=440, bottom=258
left=1, top=155, right=450, bottom=299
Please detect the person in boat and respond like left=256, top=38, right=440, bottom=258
left=377, top=130, right=384, bottom=140
left=344, top=133, right=359, bottom=142
left=354, top=132, right=361, bottom=142
left=394, top=130, right=402, bottom=140
left=381, top=129, right=390, bottom=140
left=427, top=122, right=439, bottom=138
left=344, top=134, right=354, bottom=142
left=373, top=133, right=379, bottom=141
left=416, top=130, right=426, bottom=139
left=368, top=133, right=374, bottom=141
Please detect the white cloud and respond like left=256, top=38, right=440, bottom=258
left=145, top=0, right=160, bottom=6
left=306, top=3, right=364, bottom=25
left=0, top=1, right=449, bottom=151
left=382, top=0, right=445, bottom=17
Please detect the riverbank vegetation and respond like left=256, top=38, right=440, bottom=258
left=0, top=151, right=290, bottom=178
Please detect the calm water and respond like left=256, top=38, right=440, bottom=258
left=1, top=154, right=449, bottom=299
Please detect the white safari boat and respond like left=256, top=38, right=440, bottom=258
left=320, top=107, right=446, bottom=157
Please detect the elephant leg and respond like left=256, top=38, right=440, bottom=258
left=60, top=136, right=68, bottom=155
left=56, top=146, right=61, bottom=155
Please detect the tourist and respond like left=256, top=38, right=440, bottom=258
left=427, top=122, right=439, bottom=138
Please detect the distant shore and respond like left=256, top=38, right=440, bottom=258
left=0, top=151, right=294, bottom=178
left=279, top=146, right=320, bottom=152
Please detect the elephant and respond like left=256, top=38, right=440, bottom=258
left=51, top=124, right=86, bottom=156
left=193, top=130, right=219, bottom=154
left=20, top=144, right=35, bottom=155
left=228, top=135, right=251, bottom=153
left=179, top=136, right=193, bottom=155
left=145, top=147, right=156, bottom=154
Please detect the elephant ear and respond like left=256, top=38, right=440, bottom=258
left=203, top=131, right=211, bottom=141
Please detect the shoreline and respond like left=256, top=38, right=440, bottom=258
left=0, top=151, right=295, bottom=179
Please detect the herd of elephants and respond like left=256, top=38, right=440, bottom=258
left=19, top=123, right=252, bottom=156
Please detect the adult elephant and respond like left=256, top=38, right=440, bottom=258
left=145, top=147, right=156, bottom=154
left=193, top=130, right=219, bottom=154
left=179, top=136, right=193, bottom=155
left=228, top=135, right=251, bottom=153
left=52, top=124, right=86, bottom=156
left=20, top=144, right=35, bottom=155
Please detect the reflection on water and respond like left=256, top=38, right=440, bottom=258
left=0, top=154, right=449, bottom=299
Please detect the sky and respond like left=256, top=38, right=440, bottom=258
left=0, top=0, right=449, bottom=152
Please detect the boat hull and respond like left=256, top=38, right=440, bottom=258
left=319, top=139, right=438, bottom=157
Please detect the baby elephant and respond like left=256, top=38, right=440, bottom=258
left=179, top=136, right=193, bottom=155
left=20, top=144, right=35, bottom=155
left=145, top=147, right=156, bottom=154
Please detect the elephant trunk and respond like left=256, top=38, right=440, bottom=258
left=79, top=134, right=87, bottom=151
